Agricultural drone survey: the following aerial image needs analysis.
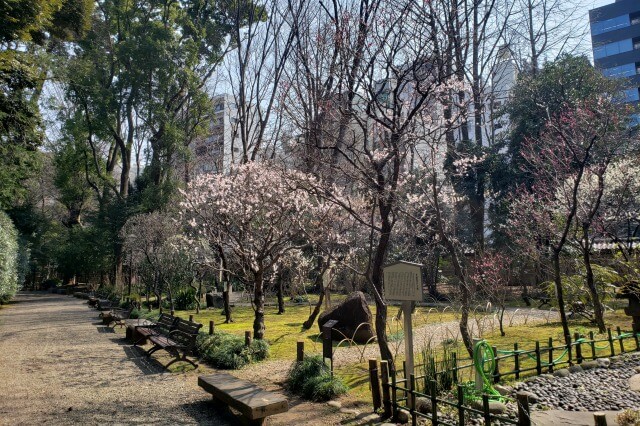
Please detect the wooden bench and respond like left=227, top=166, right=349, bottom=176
left=96, top=299, right=120, bottom=318
left=522, top=292, right=550, bottom=309
left=106, top=305, right=135, bottom=329
left=132, top=313, right=177, bottom=346
left=146, top=317, right=202, bottom=368
left=198, top=373, right=288, bottom=425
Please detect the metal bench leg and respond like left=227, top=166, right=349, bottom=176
left=146, top=345, right=161, bottom=357
left=164, top=352, right=198, bottom=369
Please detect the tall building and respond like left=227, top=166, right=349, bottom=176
left=589, top=0, right=640, bottom=109
left=192, top=94, right=239, bottom=175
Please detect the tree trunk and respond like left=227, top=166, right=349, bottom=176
left=218, top=247, right=233, bottom=323
left=223, top=286, right=233, bottom=323
left=582, top=226, right=606, bottom=332
left=253, top=270, right=265, bottom=339
left=191, top=281, right=200, bottom=315
left=277, top=273, right=285, bottom=315
left=303, top=290, right=325, bottom=330
left=552, top=252, right=571, bottom=346
left=303, top=267, right=327, bottom=329
left=499, top=307, right=505, bottom=336
left=371, top=244, right=394, bottom=371
left=167, top=281, right=174, bottom=313
left=459, top=280, right=473, bottom=357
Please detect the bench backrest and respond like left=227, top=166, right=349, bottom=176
left=155, top=313, right=178, bottom=335
left=97, top=300, right=112, bottom=309
left=171, top=318, right=203, bottom=351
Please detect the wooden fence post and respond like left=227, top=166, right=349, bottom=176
left=548, top=337, right=554, bottom=373
left=482, top=394, right=491, bottom=426
left=189, top=314, right=194, bottom=322
left=517, top=392, right=531, bottom=426
left=380, top=360, right=392, bottom=418
left=457, top=384, right=465, bottom=426
left=574, top=333, right=582, bottom=364
left=369, top=359, right=382, bottom=412
left=514, top=343, right=520, bottom=380
left=297, top=341, right=304, bottom=362
left=594, top=412, right=607, bottom=426
left=402, top=360, right=408, bottom=402
left=589, top=331, right=596, bottom=359
left=391, top=368, right=398, bottom=421
left=430, top=379, right=438, bottom=426
left=245, top=330, right=252, bottom=347
left=535, top=341, right=542, bottom=375
left=607, top=328, right=615, bottom=356
left=410, top=374, right=417, bottom=425
left=170, top=309, right=175, bottom=316
left=452, top=352, right=458, bottom=384
left=492, top=346, right=500, bottom=383
left=617, top=326, right=625, bottom=353
left=209, top=320, right=215, bottom=335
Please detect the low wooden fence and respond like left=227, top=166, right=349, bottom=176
left=453, top=327, right=639, bottom=384
left=370, top=359, right=531, bottom=426
left=369, top=328, right=640, bottom=426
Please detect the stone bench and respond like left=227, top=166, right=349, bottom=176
left=198, top=373, right=288, bottom=425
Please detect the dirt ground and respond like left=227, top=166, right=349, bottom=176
left=0, top=292, right=366, bottom=426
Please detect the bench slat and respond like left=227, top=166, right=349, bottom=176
left=198, top=374, right=288, bottom=420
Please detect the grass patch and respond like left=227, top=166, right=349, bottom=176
left=168, top=297, right=459, bottom=360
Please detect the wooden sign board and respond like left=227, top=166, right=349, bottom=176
left=383, top=261, right=423, bottom=301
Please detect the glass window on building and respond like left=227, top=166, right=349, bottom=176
left=591, top=14, right=631, bottom=36
left=603, top=63, right=637, bottom=78
left=621, top=88, right=640, bottom=102
left=593, top=39, right=633, bottom=59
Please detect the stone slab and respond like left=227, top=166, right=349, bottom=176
left=532, top=410, right=621, bottom=426
left=198, top=373, right=288, bottom=420
left=629, top=373, right=640, bottom=391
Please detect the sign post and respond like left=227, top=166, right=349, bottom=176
left=322, top=319, right=338, bottom=376
left=383, top=261, right=423, bottom=413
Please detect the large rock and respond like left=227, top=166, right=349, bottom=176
left=415, top=397, right=433, bottom=414
left=471, top=400, right=507, bottom=414
left=205, top=293, right=224, bottom=309
left=318, top=291, right=375, bottom=343
left=629, top=374, right=640, bottom=391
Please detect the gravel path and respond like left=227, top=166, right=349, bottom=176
left=0, top=292, right=235, bottom=426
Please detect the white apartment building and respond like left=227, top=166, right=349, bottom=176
left=192, top=94, right=239, bottom=175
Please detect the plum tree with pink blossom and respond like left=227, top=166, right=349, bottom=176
left=180, top=161, right=343, bottom=340
left=509, top=97, right=632, bottom=338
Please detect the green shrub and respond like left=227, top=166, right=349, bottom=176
left=287, top=355, right=348, bottom=401
left=42, top=278, right=61, bottom=289
left=196, top=331, right=269, bottom=369
left=290, top=295, right=308, bottom=303
left=0, top=211, right=20, bottom=304
left=130, top=308, right=141, bottom=319
left=174, top=287, right=199, bottom=310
